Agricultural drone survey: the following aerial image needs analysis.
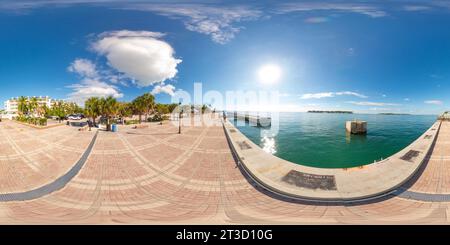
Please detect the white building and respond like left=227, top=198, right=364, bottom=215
left=440, top=111, right=450, bottom=121
left=3, top=96, right=61, bottom=120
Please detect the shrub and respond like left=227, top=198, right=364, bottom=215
left=125, top=119, right=139, bottom=125
left=38, top=118, right=47, bottom=126
left=147, top=114, right=169, bottom=122
left=15, top=116, right=47, bottom=126
left=147, top=114, right=161, bottom=122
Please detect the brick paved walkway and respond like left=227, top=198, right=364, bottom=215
left=0, top=118, right=449, bottom=224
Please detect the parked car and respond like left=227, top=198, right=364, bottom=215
left=68, top=114, right=82, bottom=120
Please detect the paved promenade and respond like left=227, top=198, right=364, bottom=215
left=0, top=118, right=449, bottom=224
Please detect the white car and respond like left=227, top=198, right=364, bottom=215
left=68, top=115, right=81, bottom=120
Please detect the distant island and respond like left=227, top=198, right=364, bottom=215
left=308, top=110, right=353, bottom=114
left=378, top=113, right=411, bottom=115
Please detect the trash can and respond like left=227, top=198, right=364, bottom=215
left=111, top=124, right=118, bottom=132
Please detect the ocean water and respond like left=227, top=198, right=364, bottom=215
left=231, top=112, right=437, bottom=168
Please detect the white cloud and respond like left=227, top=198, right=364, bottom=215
left=301, top=91, right=367, bottom=99
left=67, top=58, right=98, bottom=78
left=151, top=84, right=175, bottom=96
left=67, top=58, right=123, bottom=105
left=92, top=30, right=182, bottom=87
left=277, top=2, right=387, bottom=18
left=120, top=4, right=262, bottom=44
left=301, top=92, right=334, bottom=99
left=304, top=17, right=328, bottom=23
left=424, top=100, right=443, bottom=105
left=347, top=101, right=400, bottom=106
left=335, top=91, right=367, bottom=98
left=403, top=5, right=431, bottom=11
left=67, top=78, right=123, bottom=105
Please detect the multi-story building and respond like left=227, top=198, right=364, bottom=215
left=3, top=96, right=61, bottom=119
left=439, top=111, right=450, bottom=121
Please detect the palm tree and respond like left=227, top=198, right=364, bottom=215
left=67, top=102, right=83, bottom=115
left=36, top=103, right=46, bottom=118
left=98, top=96, right=118, bottom=131
left=85, top=97, right=100, bottom=130
left=42, top=104, right=51, bottom=118
left=167, top=103, right=178, bottom=113
left=29, top=97, right=39, bottom=117
left=52, top=101, right=67, bottom=123
left=117, top=102, right=132, bottom=125
left=156, top=103, right=169, bottom=115
left=17, top=96, right=28, bottom=116
left=132, top=96, right=146, bottom=124
left=141, top=93, right=155, bottom=121
left=201, top=104, right=209, bottom=114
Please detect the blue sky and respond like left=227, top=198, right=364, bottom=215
left=0, top=0, right=449, bottom=114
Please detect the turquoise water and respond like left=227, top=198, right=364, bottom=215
left=231, top=112, right=437, bottom=168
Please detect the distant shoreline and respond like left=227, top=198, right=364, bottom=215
left=378, top=113, right=411, bottom=115
left=307, top=110, right=353, bottom=114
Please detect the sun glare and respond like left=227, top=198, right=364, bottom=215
left=258, top=64, right=281, bottom=84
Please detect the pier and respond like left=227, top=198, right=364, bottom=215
left=230, top=111, right=271, bottom=127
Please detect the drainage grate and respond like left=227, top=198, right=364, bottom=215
left=237, top=141, right=252, bottom=150
left=400, top=150, right=421, bottom=162
left=229, top=129, right=236, bottom=133
left=281, top=170, right=337, bottom=190
left=424, top=135, right=432, bottom=139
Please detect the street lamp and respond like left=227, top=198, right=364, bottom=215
left=178, top=101, right=182, bottom=134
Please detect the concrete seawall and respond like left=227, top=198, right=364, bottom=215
left=223, top=119, right=442, bottom=202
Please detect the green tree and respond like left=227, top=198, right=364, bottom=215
left=52, top=101, right=67, bottom=123
left=66, top=102, right=83, bottom=115
left=85, top=97, right=100, bottom=130
left=156, top=103, right=170, bottom=115
left=141, top=93, right=155, bottom=121
left=17, top=96, right=28, bottom=116
left=42, top=104, right=50, bottom=118
left=131, top=93, right=155, bottom=123
left=98, top=96, right=118, bottom=131
left=167, top=103, right=178, bottom=113
left=29, top=97, right=39, bottom=117
left=131, top=96, right=146, bottom=124
left=201, top=104, right=209, bottom=114
left=117, top=102, right=133, bottom=124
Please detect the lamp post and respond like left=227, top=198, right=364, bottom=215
left=178, top=101, right=182, bottom=134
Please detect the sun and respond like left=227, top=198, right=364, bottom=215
left=258, top=64, right=282, bottom=84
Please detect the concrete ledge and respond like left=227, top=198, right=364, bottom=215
left=223, top=119, right=442, bottom=202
